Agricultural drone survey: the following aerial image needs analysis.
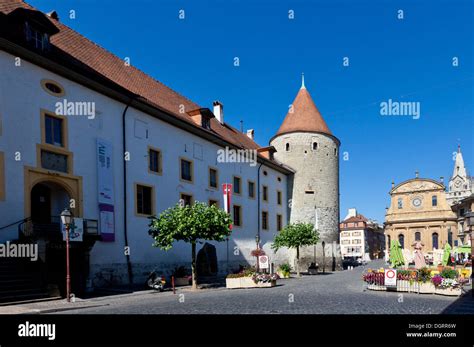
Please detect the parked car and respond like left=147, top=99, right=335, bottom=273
left=342, top=257, right=359, bottom=269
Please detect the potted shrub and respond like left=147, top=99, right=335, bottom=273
left=251, top=273, right=279, bottom=287
left=417, top=267, right=435, bottom=294
left=172, top=266, right=191, bottom=286
left=277, top=263, right=292, bottom=278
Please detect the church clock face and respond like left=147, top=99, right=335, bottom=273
left=412, top=197, right=422, bottom=208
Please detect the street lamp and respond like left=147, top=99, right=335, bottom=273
left=255, top=234, right=260, bottom=272
left=60, top=208, right=73, bottom=302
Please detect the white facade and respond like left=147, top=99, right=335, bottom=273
left=0, top=49, right=291, bottom=286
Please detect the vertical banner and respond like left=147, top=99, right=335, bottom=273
left=222, top=183, right=233, bottom=230
left=97, top=139, right=115, bottom=241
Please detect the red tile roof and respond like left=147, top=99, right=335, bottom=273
left=0, top=0, right=265, bottom=152
left=275, top=87, right=332, bottom=137
left=343, top=215, right=368, bottom=223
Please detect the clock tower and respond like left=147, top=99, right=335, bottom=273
left=446, top=145, right=473, bottom=206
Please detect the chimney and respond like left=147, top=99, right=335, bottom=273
left=391, top=181, right=395, bottom=188
left=47, top=10, right=59, bottom=21
left=213, top=101, right=224, bottom=124
left=246, top=129, right=254, bottom=140
left=415, top=170, right=419, bottom=178
left=440, top=176, right=444, bottom=183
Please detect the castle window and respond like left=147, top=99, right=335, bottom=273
left=398, top=234, right=404, bottom=249
left=415, top=232, right=421, bottom=241
left=180, top=193, right=193, bottom=206
left=312, top=142, right=318, bottom=150
left=334, top=148, right=337, bottom=156
left=41, top=80, right=65, bottom=97
left=25, top=22, right=50, bottom=51
left=277, top=190, right=282, bottom=205
left=208, top=167, right=218, bottom=189
left=432, top=195, right=437, bottom=207
left=233, top=176, right=241, bottom=195
left=276, top=214, right=283, bottom=231
left=148, top=147, right=162, bottom=174
left=397, top=198, right=403, bottom=209
left=233, top=205, right=242, bottom=227
left=180, top=158, right=193, bottom=182
left=432, top=233, right=439, bottom=249
left=136, top=184, right=154, bottom=216
left=248, top=180, right=255, bottom=199
left=261, top=211, right=268, bottom=230
left=262, top=185, right=268, bottom=202
left=285, top=143, right=290, bottom=151
left=45, top=114, right=64, bottom=147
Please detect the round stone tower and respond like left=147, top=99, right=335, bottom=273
left=270, top=77, right=342, bottom=270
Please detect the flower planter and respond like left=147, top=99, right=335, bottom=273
left=418, top=282, right=435, bottom=294
left=435, top=287, right=462, bottom=296
left=226, top=277, right=276, bottom=289
left=174, top=277, right=190, bottom=287
left=367, top=284, right=386, bottom=291
left=277, top=271, right=290, bottom=279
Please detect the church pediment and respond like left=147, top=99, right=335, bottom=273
left=392, top=179, right=444, bottom=194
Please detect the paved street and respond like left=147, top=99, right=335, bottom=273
left=37, top=260, right=471, bottom=315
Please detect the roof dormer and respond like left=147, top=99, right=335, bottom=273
left=187, top=108, right=215, bottom=130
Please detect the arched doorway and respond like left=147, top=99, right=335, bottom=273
left=31, top=181, right=71, bottom=225
left=30, top=181, right=87, bottom=298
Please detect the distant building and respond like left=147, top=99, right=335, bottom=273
left=384, top=173, right=457, bottom=256
left=446, top=146, right=473, bottom=206
left=339, top=208, right=384, bottom=260
left=450, top=193, right=474, bottom=249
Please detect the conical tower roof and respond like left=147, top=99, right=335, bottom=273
left=274, top=80, right=333, bottom=138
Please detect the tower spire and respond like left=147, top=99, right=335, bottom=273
left=301, top=73, right=306, bottom=90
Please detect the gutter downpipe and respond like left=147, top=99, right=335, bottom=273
left=122, top=97, right=136, bottom=287
left=257, top=162, right=263, bottom=247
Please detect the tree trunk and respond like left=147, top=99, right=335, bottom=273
left=191, top=242, right=197, bottom=290
left=296, top=246, right=300, bottom=277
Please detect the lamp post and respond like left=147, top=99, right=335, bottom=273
left=61, top=208, right=73, bottom=302
left=466, top=211, right=474, bottom=265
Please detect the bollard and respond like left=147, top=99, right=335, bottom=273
left=172, top=276, right=176, bottom=294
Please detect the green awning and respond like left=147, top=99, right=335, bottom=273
left=454, top=245, right=472, bottom=254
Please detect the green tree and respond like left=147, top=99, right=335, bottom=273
left=272, top=222, right=319, bottom=277
left=148, top=202, right=232, bottom=289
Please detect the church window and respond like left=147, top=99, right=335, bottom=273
left=447, top=229, right=453, bottom=246
left=432, top=233, right=439, bottom=249
left=415, top=232, right=421, bottom=241
left=398, top=234, right=404, bottom=249
left=334, top=148, right=337, bottom=156
left=285, top=143, right=290, bottom=151
left=312, top=142, right=318, bottom=150
left=431, top=195, right=437, bottom=207
left=397, top=198, right=403, bottom=209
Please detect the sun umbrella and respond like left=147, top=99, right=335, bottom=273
left=442, top=243, right=452, bottom=266
left=389, top=239, right=405, bottom=268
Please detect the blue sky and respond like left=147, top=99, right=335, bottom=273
left=29, top=0, right=474, bottom=222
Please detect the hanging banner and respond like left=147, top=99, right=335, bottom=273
left=222, top=183, right=232, bottom=214
left=99, top=204, right=115, bottom=242
left=97, top=139, right=115, bottom=205
left=222, top=183, right=233, bottom=230
left=97, top=139, right=115, bottom=241
left=61, top=218, right=84, bottom=242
